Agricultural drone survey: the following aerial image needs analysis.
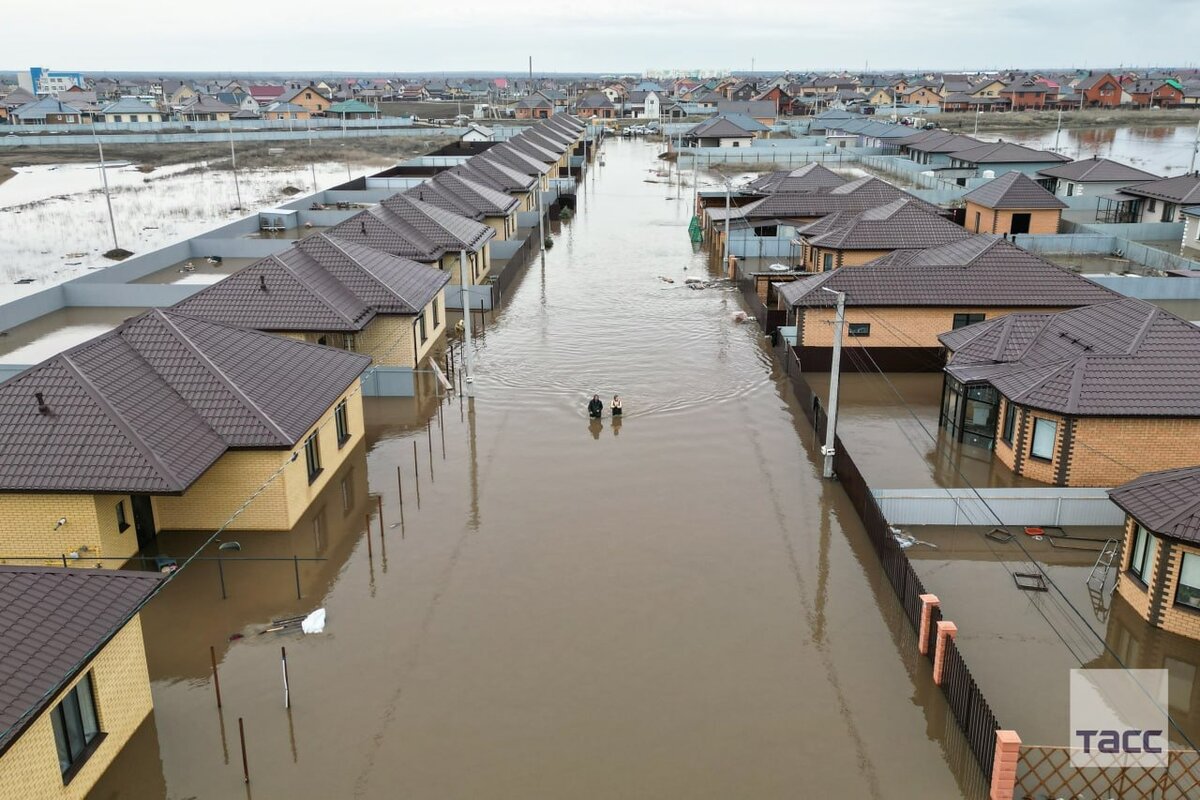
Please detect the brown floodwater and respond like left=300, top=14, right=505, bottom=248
left=100, top=139, right=984, bottom=799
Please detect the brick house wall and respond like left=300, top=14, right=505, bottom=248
left=0, top=493, right=139, bottom=567
left=965, top=202, right=1061, bottom=235
left=1114, top=513, right=1200, bottom=641
left=798, top=306, right=1069, bottom=348
left=0, top=618, right=153, bottom=800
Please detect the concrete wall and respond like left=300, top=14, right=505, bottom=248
left=0, top=126, right=455, bottom=148
left=873, top=487, right=1124, bottom=526
left=0, top=618, right=154, bottom=800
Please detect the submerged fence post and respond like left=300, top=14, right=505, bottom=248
left=293, top=555, right=301, bottom=600
left=238, top=717, right=249, bottom=783
left=933, top=620, right=958, bottom=685
left=365, top=513, right=373, bottom=559
left=918, top=594, right=940, bottom=656
left=989, top=730, right=1021, bottom=800
left=210, top=645, right=222, bottom=708
left=281, top=646, right=291, bottom=709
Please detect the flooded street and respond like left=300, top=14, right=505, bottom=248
left=115, top=138, right=980, bottom=799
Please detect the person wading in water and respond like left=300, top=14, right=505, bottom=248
left=611, top=395, right=622, bottom=417
left=588, top=394, right=604, bottom=419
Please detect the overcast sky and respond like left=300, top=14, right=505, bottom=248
left=6, top=0, right=1199, bottom=74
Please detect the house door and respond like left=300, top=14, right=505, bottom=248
left=131, top=495, right=157, bottom=550
left=1010, top=213, right=1031, bottom=235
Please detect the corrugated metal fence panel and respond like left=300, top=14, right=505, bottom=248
left=1088, top=274, right=1200, bottom=300
left=874, top=488, right=1125, bottom=527
left=0, top=127, right=463, bottom=148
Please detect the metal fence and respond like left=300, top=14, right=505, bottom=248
left=775, top=340, right=1001, bottom=782
left=1016, top=745, right=1200, bottom=799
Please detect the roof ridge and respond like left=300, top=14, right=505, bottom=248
left=56, top=349, right=192, bottom=492
left=154, top=311, right=293, bottom=445
left=322, top=235, right=420, bottom=312
left=272, top=249, right=365, bottom=328
left=1126, top=304, right=1160, bottom=354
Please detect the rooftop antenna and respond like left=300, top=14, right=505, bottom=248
left=259, top=275, right=267, bottom=292
left=35, top=392, right=49, bottom=414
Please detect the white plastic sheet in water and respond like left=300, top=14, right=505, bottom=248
left=301, top=608, right=326, bottom=634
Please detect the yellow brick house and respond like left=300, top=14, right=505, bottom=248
left=0, top=566, right=162, bottom=799
left=938, top=298, right=1200, bottom=486
left=0, top=309, right=371, bottom=566
left=1109, top=467, right=1200, bottom=641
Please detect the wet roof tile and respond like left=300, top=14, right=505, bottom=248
left=961, top=171, right=1068, bottom=209
left=1109, top=467, right=1200, bottom=544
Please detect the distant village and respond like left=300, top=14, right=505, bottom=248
left=2, top=66, right=1200, bottom=125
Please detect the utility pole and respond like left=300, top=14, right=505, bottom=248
left=458, top=249, right=476, bottom=398
left=820, top=288, right=846, bottom=480
left=721, top=179, right=732, bottom=266
left=227, top=122, right=243, bottom=210
left=1053, top=108, right=1063, bottom=153
left=92, top=123, right=119, bottom=251
left=973, top=108, right=981, bottom=136
left=1191, top=119, right=1200, bottom=174
left=537, top=172, right=546, bottom=252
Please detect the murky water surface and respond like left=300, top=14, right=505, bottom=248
left=107, top=140, right=983, bottom=799
left=980, top=124, right=1199, bottom=176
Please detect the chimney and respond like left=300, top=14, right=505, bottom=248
left=360, top=220, right=367, bottom=234
left=35, top=392, right=48, bottom=414
left=259, top=275, right=267, bottom=292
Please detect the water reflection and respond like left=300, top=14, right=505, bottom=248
left=983, top=124, right=1199, bottom=175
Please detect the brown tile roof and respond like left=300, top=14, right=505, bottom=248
left=744, top=163, right=847, bottom=194
left=0, top=566, right=163, bottom=756
left=939, top=298, right=1200, bottom=417
left=453, top=158, right=537, bottom=194
left=800, top=198, right=970, bottom=250
left=502, top=135, right=560, bottom=164
left=477, top=143, right=553, bottom=176
left=961, top=171, right=1068, bottom=209
left=777, top=235, right=1120, bottom=308
left=1109, top=467, right=1200, bottom=544
left=171, top=234, right=449, bottom=332
left=738, top=176, right=941, bottom=221
left=329, top=193, right=495, bottom=262
left=949, top=141, right=1071, bottom=165
left=1036, top=157, right=1160, bottom=183
left=0, top=309, right=370, bottom=493
left=1118, top=173, right=1200, bottom=206
left=410, top=171, right=519, bottom=219
left=903, top=132, right=984, bottom=154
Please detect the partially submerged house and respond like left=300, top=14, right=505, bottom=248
left=961, top=171, right=1067, bottom=235
left=938, top=298, right=1200, bottom=486
left=409, top=170, right=521, bottom=240
left=945, top=141, right=1071, bottom=177
left=171, top=234, right=449, bottom=368
left=1109, top=467, right=1200, bottom=640
left=1098, top=173, right=1200, bottom=224
left=0, top=309, right=371, bottom=560
left=329, top=193, right=496, bottom=303
left=0, top=567, right=162, bottom=798
left=682, top=116, right=762, bottom=148
left=796, top=198, right=969, bottom=271
left=1035, top=157, right=1160, bottom=198
left=773, top=236, right=1119, bottom=370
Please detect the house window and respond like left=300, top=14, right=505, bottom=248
left=847, top=322, right=871, bottom=337
left=1065, top=183, right=1075, bottom=197
left=335, top=400, right=350, bottom=447
left=1147, top=198, right=1157, bottom=213
left=1129, top=524, right=1158, bottom=586
left=115, top=500, right=129, bottom=532
left=952, top=313, right=986, bottom=329
left=1176, top=552, right=1200, bottom=609
left=432, top=297, right=441, bottom=329
left=304, top=433, right=322, bottom=483
left=1029, top=417, right=1057, bottom=461
left=822, top=253, right=834, bottom=272
left=1001, top=402, right=1016, bottom=444
left=51, top=672, right=102, bottom=782
left=973, top=211, right=981, bottom=232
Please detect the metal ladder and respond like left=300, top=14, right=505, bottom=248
left=1086, top=538, right=1120, bottom=620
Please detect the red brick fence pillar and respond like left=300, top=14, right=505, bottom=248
left=988, top=730, right=1021, bottom=800
left=933, top=620, right=957, bottom=685
left=918, top=594, right=940, bottom=655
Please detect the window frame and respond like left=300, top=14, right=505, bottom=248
left=1128, top=524, right=1158, bottom=587
left=1001, top=401, right=1016, bottom=445
left=847, top=322, right=871, bottom=337
left=1028, top=417, right=1057, bottom=462
left=334, top=400, right=351, bottom=448
left=304, top=432, right=323, bottom=483
left=821, top=252, right=833, bottom=272
left=115, top=500, right=130, bottom=532
left=51, top=672, right=104, bottom=784
left=952, top=312, right=986, bottom=330
left=1175, top=551, right=1200, bottom=610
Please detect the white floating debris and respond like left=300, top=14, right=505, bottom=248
left=301, top=608, right=326, bottom=634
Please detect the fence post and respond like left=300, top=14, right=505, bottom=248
left=988, top=730, right=1021, bottom=800
left=918, top=594, right=940, bottom=655
left=933, top=620, right=958, bottom=685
